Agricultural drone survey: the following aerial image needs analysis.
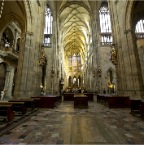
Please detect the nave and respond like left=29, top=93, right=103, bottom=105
left=0, top=98, right=144, bottom=144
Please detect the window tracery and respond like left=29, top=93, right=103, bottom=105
left=44, top=5, right=53, bottom=47
left=99, top=2, right=113, bottom=46
left=135, top=19, right=144, bottom=39
left=68, top=53, right=81, bottom=73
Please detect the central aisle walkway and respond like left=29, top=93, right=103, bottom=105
left=0, top=100, right=144, bottom=144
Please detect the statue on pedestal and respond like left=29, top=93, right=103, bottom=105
left=110, top=44, right=117, bottom=65
left=39, top=47, right=46, bottom=66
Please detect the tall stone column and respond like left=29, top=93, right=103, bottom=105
left=49, top=11, right=57, bottom=94
left=109, top=1, right=126, bottom=95
left=53, top=11, right=60, bottom=94
left=123, top=29, right=144, bottom=98
left=14, top=32, right=34, bottom=98
left=91, top=6, right=99, bottom=92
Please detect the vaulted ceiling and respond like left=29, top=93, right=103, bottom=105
left=59, top=1, right=91, bottom=75
left=0, top=1, right=26, bottom=31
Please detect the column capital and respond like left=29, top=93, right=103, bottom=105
left=124, top=29, right=133, bottom=34
left=25, top=31, right=33, bottom=36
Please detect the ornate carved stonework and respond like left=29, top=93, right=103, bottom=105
left=110, top=44, right=117, bottom=65
left=97, top=67, right=102, bottom=77
left=39, top=47, right=46, bottom=66
left=51, top=69, right=55, bottom=77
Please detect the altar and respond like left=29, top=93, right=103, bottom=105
left=74, top=94, right=88, bottom=108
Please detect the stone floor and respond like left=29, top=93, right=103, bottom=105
left=0, top=100, right=144, bottom=144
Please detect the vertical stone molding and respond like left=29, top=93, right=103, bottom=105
left=4, top=66, right=15, bottom=99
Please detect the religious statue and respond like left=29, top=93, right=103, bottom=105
left=110, top=44, right=117, bottom=65
left=97, top=67, right=102, bottom=77
left=1, top=90, right=5, bottom=100
left=51, top=69, right=55, bottom=77
left=39, top=47, right=46, bottom=66
left=92, top=70, right=95, bottom=78
left=57, top=68, right=60, bottom=78
left=1, top=89, right=7, bottom=100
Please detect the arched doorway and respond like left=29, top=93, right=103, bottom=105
left=1, top=27, right=14, bottom=48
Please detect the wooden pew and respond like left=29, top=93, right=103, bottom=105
left=130, top=99, right=141, bottom=115
left=130, top=99, right=144, bottom=118
left=9, top=98, right=35, bottom=111
left=0, top=102, right=27, bottom=115
left=97, top=94, right=113, bottom=105
left=97, top=94, right=130, bottom=108
left=140, top=100, right=144, bottom=118
left=32, top=94, right=61, bottom=108
left=32, top=98, right=41, bottom=108
left=0, top=104, right=15, bottom=122
left=107, top=95, right=130, bottom=108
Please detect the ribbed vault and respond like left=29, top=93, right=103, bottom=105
left=60, top=1, right=91, bottom=77
left=0, top=1, right=26, bottom=31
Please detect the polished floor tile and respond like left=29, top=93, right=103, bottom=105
left=0, top=98, right=144, bottom=144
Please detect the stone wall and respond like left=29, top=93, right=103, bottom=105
left=99, top=46, right=116, bottom=93
left=109, top=1, right=144, bottom=99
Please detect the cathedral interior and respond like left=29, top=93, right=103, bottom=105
left=0, top=0, right=144, bottom=144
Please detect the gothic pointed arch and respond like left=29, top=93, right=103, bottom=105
left=1, top=27, right=14, bottom=48
left=23, top=0, right=32, bottom=32
left=0, top=1, right=32, bottom=33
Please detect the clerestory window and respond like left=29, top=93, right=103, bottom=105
left=135, top=19, right=144, bottom=39
left=44, top=5, right=53, bottom=47
left=99, top=2, right=113, bottom=46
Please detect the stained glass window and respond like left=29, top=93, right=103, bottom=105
left=68, top=53, right=81, bottom=72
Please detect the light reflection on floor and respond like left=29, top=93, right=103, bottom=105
left=0, top=100, right=144, bottom=144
